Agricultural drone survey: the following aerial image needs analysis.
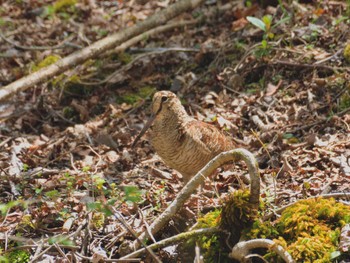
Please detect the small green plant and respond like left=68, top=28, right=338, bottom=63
left=5, top=250, right=30, bottom=263
left=185, top=210, right=227, bottom=262
left=53, top=0, right=77, bottom=12
left=247, top=13, right=289, bottom=54
left=346, top=0, right=350, bottom=17
left=87, top=201, right=113, bottom=216
left=123, top=185, right=144, bottom=204
left=35, top=187, right=43, bottom=195
left=45, top=190, right=60, bottom=200
left=339, top=92, right=350, bottom=110
left=0, top=200, right=28, bottom=216
left=61, top=172, right=76, bottom=193
left=116, top=86, right=156, bottom=105
left=22, top=164, right=29, bottom=172
left=82, top=166, right=91, bottom=173
left=41, top=0, right=77, bottom=19
left=92, top=174, right=106, bottom=191
left=343, top=43, right=350, bottom=63
left=91, top=212, right=105, bottom=230
left=48, top=235, right=75, bottom=246
left=247, top=15, right=274, bottom=50
left=18, top=214, right=36, bottom=230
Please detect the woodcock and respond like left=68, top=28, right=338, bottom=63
left=132, top=91, right=235, bottom=182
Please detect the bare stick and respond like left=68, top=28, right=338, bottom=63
left=0, top=0, right=205, bottom=102
left=129, top=148, right=260, bottom=252
left=121, top=227, right=220, bottom=259
left=229, top=238, right=295, bottom=263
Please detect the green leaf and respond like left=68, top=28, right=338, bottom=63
left=86, top=201, right=113, bottom=216
left=87, top=201, right=103, bottom=211
left=261, top=40, right=268, bottom=49
left=329, top=250, right=341, bottom=259
left=48, top=235, right=75, bottom=246
left=262, top=15, right=272, bottom=31
left=123, top=186, right=143, bottom=203
left=283, top=133, right=294, bottom=139
left=45, top=190, right=59, bottom=200
left=246, top=16, right=266, bottom=32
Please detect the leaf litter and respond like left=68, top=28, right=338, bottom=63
left=0, top=0, right=350, bottom=261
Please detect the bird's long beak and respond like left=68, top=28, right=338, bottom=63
left=131, top=112, right=156, bottom=148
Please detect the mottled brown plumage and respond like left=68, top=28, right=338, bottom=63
left=133, top=91, right=234, bottom=182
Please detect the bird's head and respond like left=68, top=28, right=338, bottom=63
left=131, top=90, right=186, bottom=147
left=151, top=91, right=183, bottom=119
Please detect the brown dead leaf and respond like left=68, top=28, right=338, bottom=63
left=105, top=150, right=120, bottom=163
left=232, top=17, right=248, bottom=31
left=265, top=81, right=281, bottom=97
left=71, top=99, right=89, bottom=122
left=0, top=103, right=16, bottom=118
left=330, top=154, right=350, bottom=176
left=217, top=115, right=235, bottom=129
left=233, top=4, right=258, bottom=19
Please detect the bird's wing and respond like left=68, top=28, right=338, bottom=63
left=184, top=120, right=233, bottom=154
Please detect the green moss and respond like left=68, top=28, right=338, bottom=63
left=245, top=197, right=350, bottom=262
left=220, top=189, right=259, bottom=242
left=197, top=209, right=221, bottom=229
left=92, top=212, right=105, bottom=230
left=285, top=236, right=334, bottom=263
left=187, top=190, right=260, bottom=262
left=187, top=210, right=228, bottom=263
left=343, top=43, right=350, bottom=63
left=32, top=55, right=61, bottom=72
left=244, top=220, right=279, bottom=240
left=5, top=250, right=30, bottom=263
left=117, top=52, right=132, bottom=64
left=138, top=86, right=156, bottom=98
left=53, top=0, right=77, bottom=12
left=62, top=106, right=76, bottom=119
left=64, top=81, right=92, bottom=97
left=339, top=91, right=350, bottom=110
left=116, top=86, right=156, bottom=105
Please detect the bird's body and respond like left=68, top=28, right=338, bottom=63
left=134, top=91, right=234, bottom=182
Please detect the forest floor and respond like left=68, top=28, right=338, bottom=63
left=0, top=0, right=350, bottom=262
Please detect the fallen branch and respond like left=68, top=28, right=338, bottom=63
left=0, top=0, right=205, bottom=102
left=128, top=148, right=260, bottom=252
left=229, top=238, right=295, bottom=263
left=120, top=227, right=220, bottom=259
left=105, top=1, right=235, bottom=57
left=104, top=20, right=199, bottom=57
left=80, top=47, right=199, bottom=86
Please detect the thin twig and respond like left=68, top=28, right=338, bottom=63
left=229, top=238, right=295, bottom=263
left=0, top=32, right=79, bottom=51
left=111, top=208, right=162, bottom=263
left=121, top=227, right=221, bottom=259
left=79, top=48, right=199, bottom=86
left=128, top=148, right=260, bottom=252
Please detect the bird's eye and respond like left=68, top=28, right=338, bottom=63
left=161, top=96, right=168, bottom=103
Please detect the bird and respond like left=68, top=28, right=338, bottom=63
left=132, top=90, right=235, bottom=182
